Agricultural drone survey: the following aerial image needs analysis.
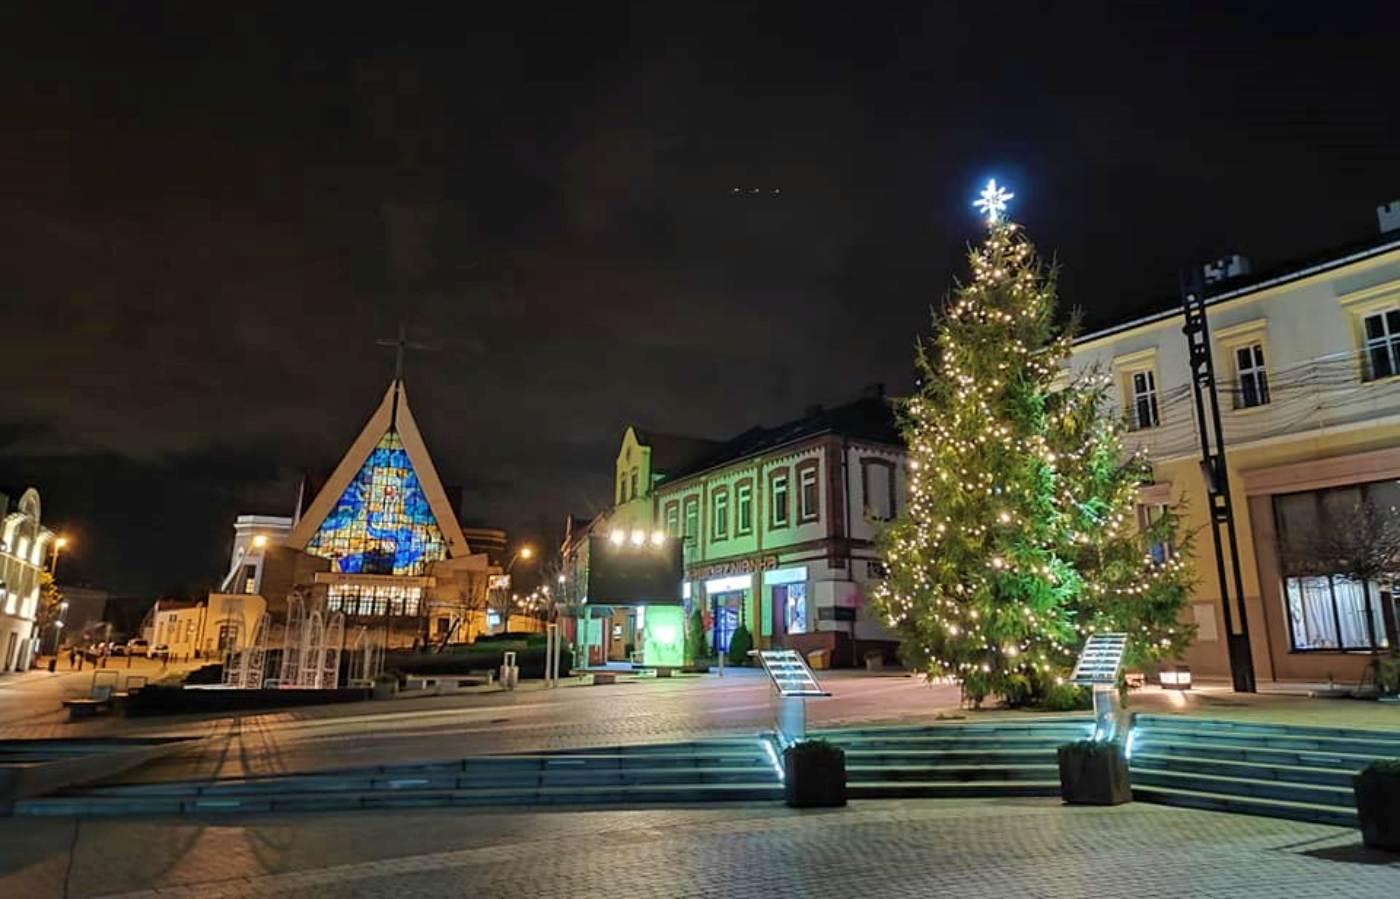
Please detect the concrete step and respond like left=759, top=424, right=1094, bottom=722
left=848, top=764, right=1058, bottom=783
left=1134, top=730, right=1400, bottom=757
left=15, top=781, right=787, bottom=817
left=825, top=736, right=1086, bottom=751
left=843, top=748, right=1058, bottom=765
left=814, top=719, right=1093, bottom=739
left=1131, top=784, right=1356, bottom=828
left=1129, top=766, right=1354, bottom=808
left=849, top=780, right=1060, bottom=799
left=1130, top=752, right=1358, bottom=788
left=1129, top=738, right=1390, bottom=771
left=1135, top=715, right=1400, bottom=744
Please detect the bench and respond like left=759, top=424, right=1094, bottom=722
left=403, top=674, right=492, bottom=693
left=62, top=698, right=106, bottom=720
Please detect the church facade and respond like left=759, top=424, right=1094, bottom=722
left=209, top=378, right=501, bottom=654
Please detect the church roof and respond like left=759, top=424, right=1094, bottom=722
left=284, top=380, right=470, bottom=569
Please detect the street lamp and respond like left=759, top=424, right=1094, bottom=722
left=49, top=535, right=69, bottom=576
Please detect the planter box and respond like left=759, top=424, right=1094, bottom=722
left=1057, top=743, right=1131, bottom=806
left=784, top=744, right=847, bottom=808
left=372, top=680, right=399, bottom=701
left=1355, top=766, right=1400, bottom=852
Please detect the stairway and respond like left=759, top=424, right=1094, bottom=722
left=1128, top=714, right=1400, bottom=827
left=816, top=718, right=1094, bottom=799
left=12, top=738, right=784, bottom=817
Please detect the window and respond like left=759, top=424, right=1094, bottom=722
left=798, top=462, right=820, bottom=522
left=1127, top=370, right=1159, bottom=430
left=664, top=502, right=680, bottom=538
left=683, top=497, right=699, bottom=543
left=736, top=480, right=754, bottom=535
left=1273, top=481, right=1399, bottom=651
left=862, top=458, right=896, bottom=521
left=1363, top=309, right=1400, bottom=381
left=770, top=470, right=790, bottom=528
left=241, top=564, right=257, bottom=595
left=1136, top=504, right=1174, bottom=564
left=785, top=583, right=808, bottom=634
left=629, top=467, right=639, bottom=500
left=618, top=473, right=627, bottom=504
left=1284, top=576, right=1389, bottom=651
left=1235, top=343, right=1270, bottom=408
left=712, top=488, right=729, bottom=540
left=304, top=432, right=447, bottom=576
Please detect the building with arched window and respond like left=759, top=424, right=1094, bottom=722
left=1, top=487, right=55, bottom=673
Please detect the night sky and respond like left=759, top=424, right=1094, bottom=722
left=2, top=3, right=1396, bottom=595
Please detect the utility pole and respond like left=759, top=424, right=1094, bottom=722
left=1182, top=271, right=1257, bottom=693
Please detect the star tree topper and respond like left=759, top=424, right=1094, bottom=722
left=973, top=178, right=1014, bottom=225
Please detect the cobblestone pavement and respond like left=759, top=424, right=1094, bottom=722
left=8, top=672, right=969, bottom=782
left=1, top=798, right=1396, bottom=898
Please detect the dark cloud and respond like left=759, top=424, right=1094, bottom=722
left=1, top=2, right=1397, bottom=593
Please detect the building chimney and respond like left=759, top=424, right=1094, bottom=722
left=1379, top=201, right=1400, bottom=235
left=1203, top=254, right=1251, bottom=285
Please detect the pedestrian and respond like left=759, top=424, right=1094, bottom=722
left=68, top=648, right=77, bottom=669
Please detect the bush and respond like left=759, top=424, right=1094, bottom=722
left=686, top=608, right=709, bottom=663
left=1375, top=655, right=1400, bottom=696
left=1367, top=759, right=1400, bottom=777
left=727, top=624, right=754, bottom=667
left=386, top=645, right=573, bottom=680
left=1036, top=682, right=1092, bottom=712
left=183, top=663, right=224, bottom=685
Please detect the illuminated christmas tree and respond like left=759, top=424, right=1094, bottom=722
left=872, top=184, right=1193, bottom=706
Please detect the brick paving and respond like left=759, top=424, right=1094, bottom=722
left=0, top=798, right=1395, bottom=898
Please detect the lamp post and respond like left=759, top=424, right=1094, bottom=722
left=49, top=536, right=68, bottom=576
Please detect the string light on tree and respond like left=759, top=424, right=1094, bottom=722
left=871, top=182, right=1195, bottom=707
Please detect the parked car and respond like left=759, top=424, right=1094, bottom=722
left=126, top=639, right=149, bottom=656
left=148, top=644, right=170, bottom=660
left=107, top=643, right=126, bottom=657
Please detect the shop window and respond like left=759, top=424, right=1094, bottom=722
left=1273, top=480, right=1400, bottom=651
left=1234, top=343, right=1270, bottom=408
left=798, top=462, right=820, bottom=522
left=1363, top=309, right=1400, bottom=381
left=736, top=480, right=753, bottom=535
left=785, top=583, right=808, bottom=634
left=712, top=488, right=729, bottom=541
left=770, top=470, right=790, bottom=528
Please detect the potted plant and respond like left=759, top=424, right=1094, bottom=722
left=1057, top=739, right=1131, bottom=805
left=372, top=672, right=400, bottom=700
left=1355, top=759, right=1400, bottom=851
left=783, top=739, right=847, bottom=808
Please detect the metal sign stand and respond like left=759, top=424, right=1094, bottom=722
left=1070, top=633, right=1129, bottom=743
left=753, top=649, right=829, bottom=746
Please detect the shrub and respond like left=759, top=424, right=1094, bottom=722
left=1036, top=682, right=1092, bottom=712
left=686, top=608, right=709, bottom=663
left=1367, top=759, right=1400, bottom=777
left=183, top=663, right=224, bottom=685
left=386, top=645, right=572, bottom=680
left=787, top=738, right=841, bottom=759
left=727, top=624, right=754, bottom=667
left=1060, top=739, right=1119, bottom=755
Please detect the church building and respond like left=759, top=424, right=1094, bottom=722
left=200, top=376, right=501, bottom=656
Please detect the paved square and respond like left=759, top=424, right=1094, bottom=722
left=1, top=798, right=1396, bottom=898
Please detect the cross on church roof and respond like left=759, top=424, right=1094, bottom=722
left=376, top=323, right=427, bottom=382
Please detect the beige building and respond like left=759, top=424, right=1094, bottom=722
left=0, top=487, right=55, bottom=672
left=1069, top=209, right=1400, bottom=684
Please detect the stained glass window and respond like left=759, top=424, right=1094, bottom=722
left=306, top=431, right=448, bottom=576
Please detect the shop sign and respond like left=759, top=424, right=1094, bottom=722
left=689, top=555, right=778, bottom=581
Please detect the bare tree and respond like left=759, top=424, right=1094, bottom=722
left=1297, top=500, right=1400, bottom=654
